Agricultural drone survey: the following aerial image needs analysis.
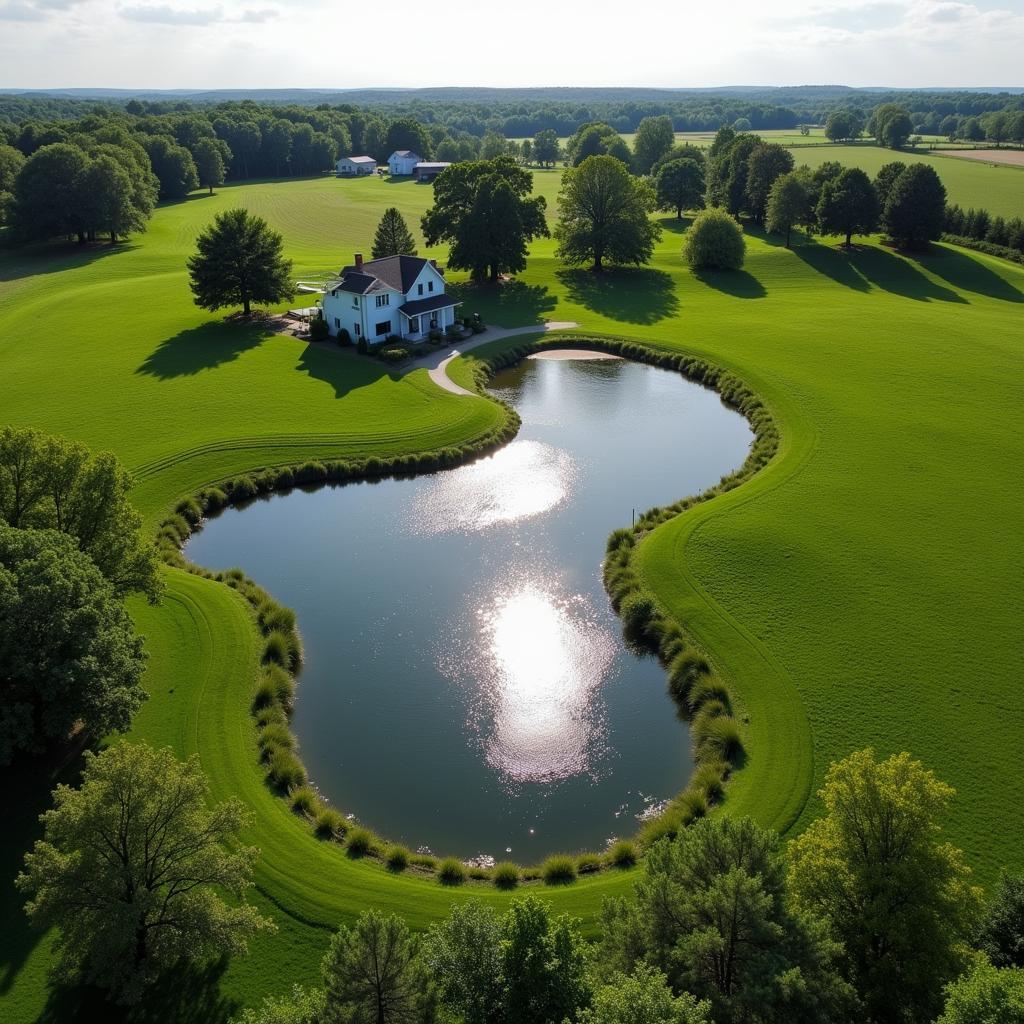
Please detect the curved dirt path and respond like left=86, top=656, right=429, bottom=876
left=427, top=321, right=580, bottom=396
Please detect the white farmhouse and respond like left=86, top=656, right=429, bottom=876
left=388, top=150, right=422, bottom=175
left=336, top=155, right=377, bottom=176
left=321, top=253, right=461, bottom=344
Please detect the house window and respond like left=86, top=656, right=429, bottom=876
left=418, top=284, right=424, bottom=295
left=334, top=318, right=340, bottom=328
left=354, top=323, right=361, bottom=336
left=375, top=320, right=392, bottom=336
left=352, top=297, right=358, bottom=308
left=375, top=294, right=390, bottom=308
left=428, top=281, right=434, bottom=292
left=409, top=316, right=419, bottom=333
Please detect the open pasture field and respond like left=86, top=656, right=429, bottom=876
left=793, top=144, right=1024, bottom=217
left=1, top=171, right=1022, bottom=1022
left=939, top=147, right=1024, bottom=167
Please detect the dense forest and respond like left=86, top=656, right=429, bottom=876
left=2, top=85, right=1023, bottom=139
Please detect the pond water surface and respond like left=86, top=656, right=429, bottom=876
left=185, top=353, right=752, bottom=860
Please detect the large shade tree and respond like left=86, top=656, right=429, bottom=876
left=655, top=158, right=705, bottom=218
left=0, top=426, right=160, bottom=599
left=745, top=142, right=795, bottom=224
left=17, top=742, right=270, bottom=1001
left=601, top=816, right=856, bottom=1024
left=788, top=748, right=983, bottom=1024
left=0, top=525, right=147, bottom=764
left=188, top=207, right=294, bottom=315
left=421, top=157, right=547, bottom=281
left=816, top=167, right=879, bottom=246
left=555, top=155, right=661, bottom=272
left=881, top=163, right=947, bottom=250
left=766, top=169, right=815, bottom=247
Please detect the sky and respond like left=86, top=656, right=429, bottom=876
left=0, top=0, right=1022, bottom=90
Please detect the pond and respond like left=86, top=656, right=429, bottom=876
left=185, top=351, right=752, bottom=861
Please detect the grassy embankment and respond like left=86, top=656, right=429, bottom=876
left=1, top=169, right=1022, bottom=1021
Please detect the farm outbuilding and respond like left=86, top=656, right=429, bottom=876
left=336, top=155, right=377, bottom=176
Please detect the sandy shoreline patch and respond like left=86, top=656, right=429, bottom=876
left=938, top=149, right=1024, bottom=167
left=529, top=349, right=623, bottom=361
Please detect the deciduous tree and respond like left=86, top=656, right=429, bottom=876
left=0, top=525, right=147, bottom=764
left=0, top=426, right=159, bottom=598
left=554, top=155, right=661, bottom=271
left=421, top=157, right=547, bottom=281
left=194, top=136, right=227, bottom=194
left=17, top=742, right=270, bottom=1001
left=881, top=163, right=947, bottom=250
left=745, top=142, right=795, bottom=224
left=655, top=158, right=705, bottom=218
left=977, top=872, right=1024, bottom=968
left=683, top=207, right=745, bottom=269
left=816, top=167, right=879, bottom=246
left=872, top=103, right=913, bottom=149
left=766, top=168, right=814, bottom=247
left=936, top=958, right=1024, bottom=1024
left=532, top=128, right=561, bottom=167
left=579, top=965, right=710, bottom=1024
left=187, top=207, right=294, bottom=316
left=633, top=115, right=675, bottom=175
left=425, top=902, right=503, bottom=1024
left=788, top=748, right=982, bottom=1024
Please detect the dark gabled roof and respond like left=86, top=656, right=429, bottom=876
left=331, top=271, right=378, bottom=295
left=399, top=293, right=462, bottom=317
left=338, top=254, right=437, bottom=294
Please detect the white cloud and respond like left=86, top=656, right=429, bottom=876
left=0, top=0, right=1021, bottom=89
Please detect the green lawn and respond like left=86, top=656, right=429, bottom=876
left=1, top=172, right=1022, bottom=1022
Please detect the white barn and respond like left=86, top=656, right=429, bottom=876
left=336, top=155, right=377, bottom=176
left=388, top=150, right=422, bottom=176
left=321, top=254, right=461, bottom=345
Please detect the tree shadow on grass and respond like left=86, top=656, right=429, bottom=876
left=39, top=956, right=239, bottom=1024
left=0, top=239, right=140, bottom=284
left=448, top=279, right=557, bottom=327
left=915, top=244, right=1024, bottom=303
left=294, top=343, right=402, bottom=399
left=0, top=743, right=90, bottom=999
left=136, top=319, right=273, bottom=379
left=692, top=269, right=768, bottom=299
left=658, top=215, right=694, bottom=236
left=854, top=245, right=966, bottom=304
left=555, top=267, right=680, bottom=323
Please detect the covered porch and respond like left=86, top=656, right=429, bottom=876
left=398, top=294, right=462, bottom=342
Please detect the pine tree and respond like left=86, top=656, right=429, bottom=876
left=371, top=206, right=417, bottom=258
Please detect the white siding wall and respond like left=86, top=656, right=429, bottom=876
left=388, top=152, right=421, bottom=175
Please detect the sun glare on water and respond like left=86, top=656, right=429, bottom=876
left=470, top=584, right=616, bottom=784
left=408, top=440, right=574, bottom=532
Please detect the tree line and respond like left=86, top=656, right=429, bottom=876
left=14, top=738, right=1024, bottom=1023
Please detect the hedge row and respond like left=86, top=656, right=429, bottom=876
left=941, top=234, right=1024, bottom=267
left=153, top=332, right=775, bottom=882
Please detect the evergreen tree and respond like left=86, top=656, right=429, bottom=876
left=555, top=155, right=661, bottom=271
left=372, top=206, right=417, bottom=258
left=187, top=207, right=294, bottom=316
left=321, top=909, right=435, bottom=1024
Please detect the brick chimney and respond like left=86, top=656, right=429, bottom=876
left=354, top=253, right=363, bottom=270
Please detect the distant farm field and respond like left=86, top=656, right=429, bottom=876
left=1, top=172, right=1022, bottom=1022
left=939, top=147, right=1024, bottom=167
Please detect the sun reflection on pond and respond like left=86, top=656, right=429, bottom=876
left=408, top=440, right=575, bottom=533
left=454, top=582, right=616, bottom=785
